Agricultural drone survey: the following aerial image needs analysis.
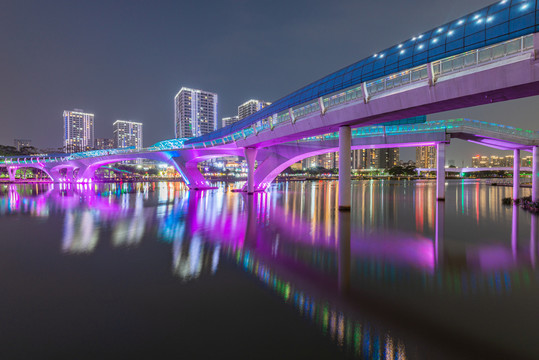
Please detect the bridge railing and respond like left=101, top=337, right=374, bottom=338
left=366, top=67, right=429, bottom=97
left=442, top=118, right=538, bottom=140
left=432, top=35, right=534, bottom=77
left=295, top=117, right=539, bottom=143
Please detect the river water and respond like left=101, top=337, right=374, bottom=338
left=0, top=180, right=536, bottom=359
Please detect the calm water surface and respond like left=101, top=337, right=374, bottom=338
left=0, top=180, right=537, bottom=359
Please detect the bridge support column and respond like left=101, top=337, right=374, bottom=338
left=338, top=126, right=351, bottom=211
left=65, top=168, right=74, bottom=182
left=512, top=204, right=519, bottom=261
left=436, top=143, right=445, bottom=201
left=170, top=158, right=214, bottom=190
left=513, top=149, right=520, bottom=201
left=337, top=210, right=351, bottom=293
left=48, top=168, right=62, bottom=182
left=435, top=201, right=445, bottom=269
left=531, top=214, right=537, bottom=268
left=7, top=167, right=17, bottom=182
left=244, top=147, right=258, bottom=194
left=533, top=146, right=539, bottom=202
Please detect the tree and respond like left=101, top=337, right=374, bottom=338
left=388, top=165, right=417, bottom=176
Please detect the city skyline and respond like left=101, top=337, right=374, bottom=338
left=1, top=0, right=538, bottom=163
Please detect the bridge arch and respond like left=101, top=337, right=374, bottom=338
left=248, top=141, right=439, bottom=191
left=1, top=164, right=60, bottom=182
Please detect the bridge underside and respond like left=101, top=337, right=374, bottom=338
left=246, top=132, right=448, bottom=191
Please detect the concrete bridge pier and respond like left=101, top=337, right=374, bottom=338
left=514, top=149, right=520, bottom=201
left=512, top=204, right=519, bottom=261
left=47, top=168, right=62, bottom=182
left=7, top=167, right=17, bottom=182
left=170, top=157, right=215, bottom=190
left=337, top=210, right=351, bottom=293
left=533, top=146, right=539, bottom=202
left=436, top=142, right=445, bottom=201
left=338, top=126, right=351, bottom=211
left=244, top=147, right=258, bottom=194
left=435, top=200, right=445, bottom=269
left=531, top=214, right=537, bottom=268
left=65, top=168, right=75, bottom=182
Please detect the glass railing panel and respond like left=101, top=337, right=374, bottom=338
left=401, top=72, right=411, bottom=85
left=491, top=43, right=505, bottom=59
left=464, top=52, right=476, bottom=67
left=524, top=35, right=533, bottom=49
left=506, top=38, right=521, bottom=54
left=441, top=59, right=452, bottom=73
left=411, top=68, right=422, bottom=81
left=453, top=56, right=464, bottom=70
left=478, top=48, right=492, bottom=63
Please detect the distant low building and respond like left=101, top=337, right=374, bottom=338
left=222, top=116, right=239, bottom=128
left=95, top=138, right=114, bottom=150
left=238, top=99, right=271, bottom=120
left=14, top=139, right=31, bottom=152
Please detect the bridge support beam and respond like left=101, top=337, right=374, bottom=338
left=514, top=149, right=520, bottom=201
left=338, top=126, right=351, bottom=211
left=533, top=146, right=539, bottom=202
left=436, top=143, right=445, bottom=201
left=244, top=147, right=258, bottom=194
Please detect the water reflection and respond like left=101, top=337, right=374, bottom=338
left=1, top=180, right=538, bottom=358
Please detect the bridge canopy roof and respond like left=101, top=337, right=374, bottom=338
left=185, top=0, right=538, bottom=145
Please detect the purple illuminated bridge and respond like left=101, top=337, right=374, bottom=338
left=2, top=29, right=539, bottom=207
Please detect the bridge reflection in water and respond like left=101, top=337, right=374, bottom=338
left=0, top=181, right=538, bottom=358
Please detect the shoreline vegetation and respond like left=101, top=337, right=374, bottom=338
left=503, top=196, right=539, bottom=213
left=0, top=176, right=531, bottom=184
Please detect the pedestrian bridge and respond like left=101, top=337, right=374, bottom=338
left=1, top=0, right=539, bottom=206
left=1, top=118, right=538, bottom=192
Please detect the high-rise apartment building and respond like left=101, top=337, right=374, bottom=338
left=14, top=139, right=31, bottom=152
left=301, top=149, right=398, bottom=170
left=95, top=138, right=114, bottom=150
left=237, top=99, right=271, bottom=120
left=63, top=109, right=94, bottom=153
left=471, top=154, right=531, bottom=168
left=222, top=116, right=239, bottom=128
left=416, top=146, right=437, bottom=168
left=175, top=87, right=218, bottom=138
left=356, top=149, right=400, bottom=169
left=113, top=120, right=143, bottom=149
left=472, top=155, right=490, bottom=167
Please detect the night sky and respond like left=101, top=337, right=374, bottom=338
left=1, top=0, right=537, bottom=165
